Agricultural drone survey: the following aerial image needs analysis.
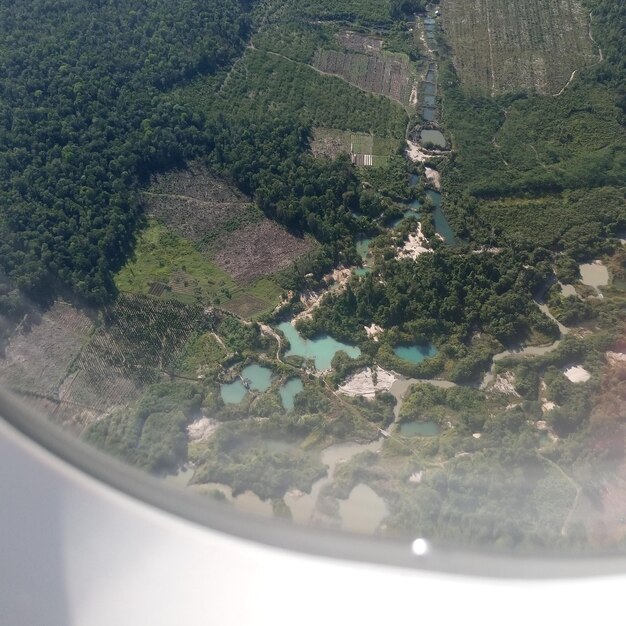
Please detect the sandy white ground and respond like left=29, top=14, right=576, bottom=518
left=606, top=351, right=626, bottom=366
left=338, top=366, right=397, bottom=399
left=187, top=416, right=219, bottom=442
left=397, top=224, right=432, bottom=260
left=364, top=323, right=383, bottom=341
left=294, top=267, right=351, bottom=322
left=563, top=365, right=591, bottom=383
left=424, top=167, right=441, bottom=189
left=492, top=372, right=521, bottom=396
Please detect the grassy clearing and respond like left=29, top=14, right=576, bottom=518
left=175, top=332, right=226, bottom=378
left=441, top=0, right=597, bottom=95
left=310, top=127, right=401, bottom=164
left=115, top=221, right=287, bottom=318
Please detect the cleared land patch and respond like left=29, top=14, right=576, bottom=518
left=441, top=0, right=597, bottom=95
left=0, top=302, right=93, bottom=397
left=313, top=48, right=418, bottom=111
left=212, top=221, right=313, bottom=282
left=310, top=127, right=400, bottom=166
left=119, top=167, right=314, bottom=317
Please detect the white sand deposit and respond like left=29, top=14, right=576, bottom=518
left=606, top=351, right=626, bottom=366
left=397, top=224, right=432, bottom=260
left=187, top=416, right=219, bottom=442
left=338, top=366, right=397, bottom=399
left=492, top=372, right=521, bottom=396
left=364, top=323, right=383, bottom=341
left=424, top=166, right=441, bottom=189
left=563, top=365, right=591, bottom=383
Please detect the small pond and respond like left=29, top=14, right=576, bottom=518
left=278, top=321, right=361, bottom=371
left=354, top=267, right=372, bottom=277
left=580, top=261, right=609, bottom=291
left=425, top=70, right=436, bottom=82
left=422, top=107, right=436, bottom=121
left=240, top=363, right=273, bottom=392
left=394, top=343, right=438, bottom=364
left=427, top=190, right=456, bottom=244
left=422, top=94, right=436, bottom=108
left=220, top=379, right=247, bottom=405
left=399, top=420, right=440, bottom=437
left=279, top=378, right=304, bottom=411
left=423, top=82, right=437, bottom=96
left=420, top=129, right=446, bottom=148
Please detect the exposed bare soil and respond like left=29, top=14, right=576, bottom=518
left=212, top=221, right=313, bottom=282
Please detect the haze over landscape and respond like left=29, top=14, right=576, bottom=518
left=0, top=0, right=624, bottom=552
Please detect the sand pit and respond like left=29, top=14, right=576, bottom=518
left=492, top=372, right=521, bottom=396
left=424, top=167, right=441, bottom=189
left=338, top=367, right=397, bottom=399
left=606, top=352, right=626, bottom=366
left=563, top=365, right=591, bottom=383
left=187, top=416, right=219, bottom=442
left=364, top=323, right=383, bottom=341
left=397, top=224, right=432, bottom=260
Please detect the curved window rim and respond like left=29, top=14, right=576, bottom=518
left=1, top=386, right=625, bottom=580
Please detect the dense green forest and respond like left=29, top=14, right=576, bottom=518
left=0, top=0, right=251, bottom=320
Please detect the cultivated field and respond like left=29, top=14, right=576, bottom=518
left=310, top=127, right=400, bottom=166
left=336, top=31, right=383, bottom=54
left=62, top=294, right=210, bottom=411
left=441, top=0, right=597, bottom=95
left=313, top=48, right=418, bottom=110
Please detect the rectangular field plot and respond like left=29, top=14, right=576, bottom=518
left=441, top=0, right=597, bottom=95
left=310, top=128, right=399, bottom=167
left=313, top=49, right=418, bottom=110
left=0, top=302, right=94, bottom=397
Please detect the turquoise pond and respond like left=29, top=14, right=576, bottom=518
left=240, top=364, right=273, bottom=392
left=399, top=420, right=440, bottom=437
left=420, top=129, right=446, bottom=148
left=279, top=378, right=304, bottom=411
left=393, top=343, right=438, bottom=363
left=278, top=322, right=361, bottom=371
left=220, top=380, right=247, bottom=405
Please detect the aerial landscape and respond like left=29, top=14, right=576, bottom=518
left=0, top=0, right=624, bottom=553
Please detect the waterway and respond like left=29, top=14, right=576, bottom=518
left=278, top=321, right=361, bottom=371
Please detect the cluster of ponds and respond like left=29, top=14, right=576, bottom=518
left=220, top=363, right=304, bottom=410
